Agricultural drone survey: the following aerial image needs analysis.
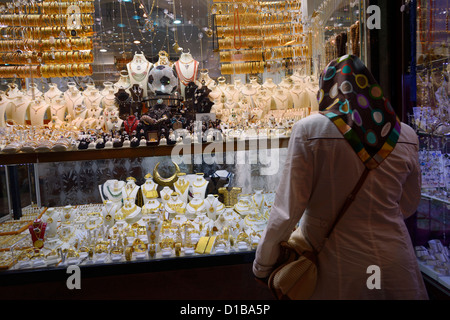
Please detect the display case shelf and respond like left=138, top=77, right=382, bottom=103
left=0, top=137, right=290, bottom=166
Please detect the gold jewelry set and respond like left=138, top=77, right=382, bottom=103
left=0, top=1, right=94, bottom=80
left=40, top=63, right=92, bottom=78
left=0, top=14, right=94, bottom=28
left=214, top=0, right=307, bottom=75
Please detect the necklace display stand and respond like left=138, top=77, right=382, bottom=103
left=7, top=95, right=31, bottom=125
left=273, top=89, right=290, bottom=110
left=44, top=83, right=63, bottom=106
left=173, top=172, right=190, bottom=203
left=262, top=78, right=277, bottom=93
left=64, top=82, right=84, bottom=120
left=29, top=96, right=49, bottom=126
left=114, top=70, right=131, bottom=95
left=50, top=96, right=67, bottom=122
left=84, top=85, right=103, bottom=109
left=174, top=51, right=199, bottom=99
left=126, top=53, right=152, bottom=98
left=190, top=173, right=209, bottom=200
left=195, top=69, right=216, bottom=89
left=141, top=175, right=159, bottom=204
left=99, top=180, right=125, bottom=203
left=0, top=95, right=7, bottom=127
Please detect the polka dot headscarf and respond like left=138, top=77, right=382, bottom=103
left=318, top=55, right=402, bottom=170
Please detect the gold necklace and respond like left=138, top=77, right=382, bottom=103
left=142, top=183, right=158, bottom=198
left=161, top=190, right=171, bottom=201
left=174, top=179, right=189, bottom=195
left=103, top=205, right=115, bottom=222
left=148, top=222, right=159, bottom=243
left=193, top=179, right=207, bottom=188
left=206, top=197, right=216, bottom=213
left=188, top=200, right=205, bottom=211
left=31, top=103, right=46, bottom=115
left=124, top=184, right=136, bottom=199
left=167, top=202, right=186, bottom=214
left=252, top=194, right=264, bottom=208
left=121, top=205, right=137, bottom=217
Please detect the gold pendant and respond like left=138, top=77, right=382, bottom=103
left=34, top=239, right=44, bottom=248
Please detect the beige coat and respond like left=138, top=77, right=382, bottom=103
left=253, top=114, right=428, bottom=300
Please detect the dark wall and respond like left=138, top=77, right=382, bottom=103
left=368, top=0, right=408, bottom=120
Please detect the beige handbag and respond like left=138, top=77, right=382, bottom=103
left=268, top=168, right=370, bottom=300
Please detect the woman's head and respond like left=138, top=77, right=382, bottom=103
left=318, top=55, right=402, bottom=169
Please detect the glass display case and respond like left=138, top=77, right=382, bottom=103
left=0, top=138, right=290, bottom=273
left=405, top=0, right=450, bottom=296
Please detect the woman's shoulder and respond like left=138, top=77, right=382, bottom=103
left=292, top=113, right=341, bottom=139
left=398, top=122, right=419, bottom=145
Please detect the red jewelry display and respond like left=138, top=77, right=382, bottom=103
left=28, top=219, right=47, bottom=249
left=174, top=60, right=199, bottom=86
left=124, top=115, right=139, bottom=135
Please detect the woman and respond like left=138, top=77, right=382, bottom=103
left=253, top=55, right=428, bottom=300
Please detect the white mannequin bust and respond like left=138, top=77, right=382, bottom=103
left=26, top=83, right=43, bottom=99
left=44, top=83, right=63, bottom=105
left=120, top=197, right=142, bottom=224
left=72, top=102, right=88, bottom=120
left=186, top=193, right=206, bottom=218
left=7, top=93, right=31, bottom=125
left=290, top=83, right=307, bottom=109
left=83, top=83, right=103, bottom=109
left=175, top=50, right=199, bottom=98
left=262, top=78, right=277, bottom=93
left=216, top=77, right=228, bottom=93
left=224, top=84, right=241, bottom=103
left=255, top=88, right=273, bottom=113
left=204, top=194, right=224, bottom=220
left=208, top=86, right=223, bottom=103
left=190, top=173, right=209, bottom=199
left=234, top=78, right=244, bottom=91
left=272, top=88, right=289, bottom=110
left=100, top=179, right=125, bottom=203
left=173, top=172, right=190, bottom=203
left=121, top=177, right=140, bottom=202
left=238, top=96, right=251, bottom=111
left=64, top=82, right=84, bottom=120
left=141, top=174, right=159, bottom=204
left=101, top=81, right=115, bottom=96
left=29, top=96, right=49, bottom=126
left=164, top=192, right=187, bottom=218
left=142, top=198, right=162, bottom=214
left=159, top=186, right=174, bottom=205
left=5, top=83, right=22, bottom=100
left=195, top=68, right=216, bottom=89
left=241, top=84, right=257, bottom=106
left=224, top=96, right=237, bottom=110
left=0, top=93, right=7, bottom=127
left=127, top=52, right=152, bottom=98
left=102, top=200, right=119, bottom=227
left=102, top=88, right=117, bottom=110
left=249, top=77, right=261, bottom=92
left=49, top=95, right=67, bottom=122
left=114, top=70, right=131, bottom=94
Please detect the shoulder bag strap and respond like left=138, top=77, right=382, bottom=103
left=325, top=167, right=371, bottom=240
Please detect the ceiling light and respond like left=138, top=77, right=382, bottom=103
left=99, top=48, right=107, bottom=52
left=173, top=19, right=181, bottom=24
